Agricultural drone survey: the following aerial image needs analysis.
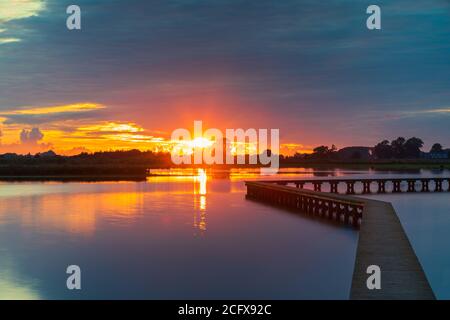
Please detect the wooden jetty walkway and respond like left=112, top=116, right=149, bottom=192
left=246, top=181, right=365, bottom=227
left=350, top=199, right=435, bottom=299
left=245, top=178, right=446, bottom=300
left=262, top=177, right=450, bottom=194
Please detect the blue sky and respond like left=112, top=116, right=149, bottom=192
left=0, top=0, right=449, bottom=154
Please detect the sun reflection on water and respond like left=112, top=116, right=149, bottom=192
left=193, top=169, right=208, bottom=233
left=195, top=168, right=208, bottom=196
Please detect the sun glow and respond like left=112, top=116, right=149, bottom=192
left=170, top=137, right=215, bottom=156
left=0, top=101, right=306, bottom=155
left=189, top=137, right=214, bottom=149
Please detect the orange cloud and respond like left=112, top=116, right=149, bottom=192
left=0, top=103, right=105, bottom=116
left=0, top=127, right=52, bottom=154
left=0, top=102, right=310, bottom=156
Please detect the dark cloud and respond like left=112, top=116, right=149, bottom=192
left=0, top=0, right=449, bottom=148
left=20, top=127, right=44, bottom=144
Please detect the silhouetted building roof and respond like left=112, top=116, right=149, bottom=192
left=421, top=150, right=449, bottom=159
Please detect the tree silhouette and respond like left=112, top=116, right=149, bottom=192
left=309, top=145, right=338, bottom=160
left=430, top=143, right=443, bottom=153
left=391, top=137, right=406, bottom=158
left=404, top=137, right=424, bottom=158
left=313, top=145, right=329, bottom=155
left=374, top=137, right=425, bottom=159
left=374, top=140, right=393, bottom=159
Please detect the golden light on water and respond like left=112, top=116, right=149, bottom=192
left=199, top=196, right=206, bottom=211
left=195, top=168, right=208, bottom=196
left=193, top=168, right=208, bottom=232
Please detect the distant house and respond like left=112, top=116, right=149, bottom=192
left=337, top=146, right=374, bottom=161
left=421, top=149, right=450, bottom=160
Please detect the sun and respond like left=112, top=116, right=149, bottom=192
left=170, top=137, right=215, bottom=156
left=188, top=137, right=214, bottom=149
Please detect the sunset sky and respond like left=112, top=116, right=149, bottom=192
left=0, top=0, right=449, bottom=155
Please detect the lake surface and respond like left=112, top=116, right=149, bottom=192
left=0, top=168, right=448, bottom=299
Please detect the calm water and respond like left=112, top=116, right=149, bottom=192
left=0, top=168, right=448, bottom=299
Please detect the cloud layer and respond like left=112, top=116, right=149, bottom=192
left=0, top=0, right=449, bottom=153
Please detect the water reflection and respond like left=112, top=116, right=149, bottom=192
left=193, top=169, right=207, bottom=233
left=1, top=168, right=448, bottom=299
left=0, top=254, right=40, bottom=300
left=194, top=169, right=208, bottom=196
left=0, top=192, right=144, bottom=235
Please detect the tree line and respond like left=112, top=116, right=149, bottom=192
left=373, top=137, right=445, bottom=159
left=283, top=137, right=447, bottom=161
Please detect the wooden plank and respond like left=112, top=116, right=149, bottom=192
left=350, top=199, right=435, bottom=300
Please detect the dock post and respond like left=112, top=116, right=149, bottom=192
left=362, top=181, right=372, bottom=194
left=407, top=180, right=416, bottom=192
left=314, top=199, right=320, bottom=215
left=392, top=180, right=402, bottom=193
left=313, top=181, right=322, bottom=192
left=421, top=179, right=430, bottom=192
left=324, top=200, right=332, bottom=218
left=346, top=181, right=355, bottom=194
left=434, top=179, right=443, bottom=192
left=377, top=180, right=386, bottom=194
left=330, top=181, right=339, bottom=193
left=295, top=182, right=305, bottom=189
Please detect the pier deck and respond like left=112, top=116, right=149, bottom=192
left=244, top=178, right=442, bottom=299
left=350, top=199, right=435, bottom=299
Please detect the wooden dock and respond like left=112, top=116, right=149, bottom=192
left=245, top=179, right=442, bottom=300
left=350, top=199, right=435, bottom=300
left=261, top=177, right=450, bottom=194
left=246, top=181, right=365, bottom=227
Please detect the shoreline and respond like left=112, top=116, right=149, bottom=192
left=0, top=175, right=147, bottom=182
left=0, top=162, right=448, bottom=181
